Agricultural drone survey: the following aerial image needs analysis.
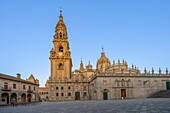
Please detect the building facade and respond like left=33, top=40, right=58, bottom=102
left=39, top=82, right=49, bottom=101
left=44, top=11, right=170, bottom=101
left=0, top=73, right=39, bottom=105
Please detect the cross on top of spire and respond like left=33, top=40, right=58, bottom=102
left=60, top=7, right=62, bottom=15
left=101, top=47, right=105, bottom=57
left=59, top=7, right=63, bottom=20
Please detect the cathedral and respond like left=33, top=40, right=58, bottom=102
left=43, top=11, right=170, bottom=101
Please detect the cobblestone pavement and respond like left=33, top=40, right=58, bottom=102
left=1, top=98, right=170, bottom=113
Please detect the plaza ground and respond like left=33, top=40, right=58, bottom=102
left=0, top=98, right=170, bottom=113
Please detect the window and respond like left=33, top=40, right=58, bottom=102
left=29, top=86, right=31, bottom=90
left=60, top=32, right=62, bottom=38
left=83, top=92, right=87, bottom=97
left=56, top=87, right=58, bottom=90
left=61, top=93, right=64, bottom=96
left=83, top=86, right=86, bottom=90
left=56, top=93, right=58, bottom=97
left=59, top=46, right=63, bottom=52
left=13, top=84, right=16, bottom=89
left=4, top=82, right=8, bottom=89
left=59, top=63, right=63, bottom=70
left=68, top=92, right=71, bottom=96
left=61, top=87, right=64, bottom=90
left=23, top=85, right=25, bottom=90
left=68, top=86, right=71, bottom=90
left=34, top=87, right=36, bottom=91
left=121, top=79, right=125, bottom=87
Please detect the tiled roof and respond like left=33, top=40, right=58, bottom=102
left=0, top=73, right=38, bottom=85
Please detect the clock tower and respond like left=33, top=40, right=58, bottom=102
left=50, top=10, right=72, bottom=81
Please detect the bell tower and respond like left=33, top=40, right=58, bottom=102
left=50, top=10, right=72, bottom=81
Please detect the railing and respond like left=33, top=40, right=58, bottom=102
left=27, top=89, right=33, bottom=93
left=1, top=87, right=11, bottom=91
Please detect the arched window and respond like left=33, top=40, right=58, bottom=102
left=59, top=46, right=63, bottom=52
left=56, top=87, right=58, bottom=90
left=56, top=93, right=58, bottom=97
left=61, top=87, right=64, bottom=90
left=60, top=32, right=62, bottom=38
left=68, top=92, right=71, bottom=96
left=61, top=93, right=64, bottom=96
left=68, top=86, right=71, bottom=90
left=59, top=63, right=63, bottom=70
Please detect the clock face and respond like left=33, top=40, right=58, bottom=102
left=59, top=52, right=62, bottom=56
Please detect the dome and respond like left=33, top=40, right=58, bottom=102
left=96, top=48, right=111, bottom=72
left=97, top=48, right=110, bottom=64
left=87, top=62, right=92, bottom=67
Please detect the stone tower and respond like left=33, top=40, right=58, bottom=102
left=49, top=10, right=72, bottom=81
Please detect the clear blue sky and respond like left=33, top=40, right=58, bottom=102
left=0, top=0, right=170, bottom=86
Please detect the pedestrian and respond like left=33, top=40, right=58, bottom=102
left=11, top=99, right=15, bottom=107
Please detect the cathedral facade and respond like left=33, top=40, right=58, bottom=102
left=45, top=11, right=170, bottom=101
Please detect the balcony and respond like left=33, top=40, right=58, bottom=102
left=27, top=89, right=33, bottom=93
left=1, top=87, right=11, bottom=91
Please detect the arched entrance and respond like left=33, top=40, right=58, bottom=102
left=21, top=93, right=26, bottom=103
left=32, top=93, right=36, bottom=102
left=10, top=93, right=17, bottom=103
left=27, top=94, right=31, bottom=102
left=1, top=93, right=9, bottom=104
left=103, top=89, right=108, bottom=100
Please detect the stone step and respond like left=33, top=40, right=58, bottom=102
left=148, top=90, right=170, bottom=98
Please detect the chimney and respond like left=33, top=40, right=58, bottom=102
left=16, top=73, right=21, bottom=79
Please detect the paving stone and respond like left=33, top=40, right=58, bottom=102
left=0, top=98, right=170, bottom=113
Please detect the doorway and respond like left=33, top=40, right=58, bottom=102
left=166, top=82, right=170, bottom=90
left=121, top=89, right=126, bottom=98
left=10, top=93, right=17, bottom=103
left=1, top=93, right=9, bottom=104
left=75, top=92, right=80, bottom=100
left=103, top=92, right=108, bottom=100
left=27, top=94, right=31, bottom=102
left=21, top=93, right=26, bottom=102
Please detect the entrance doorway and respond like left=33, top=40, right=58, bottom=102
left=166, top=82, right=170, bottom=90
left=10, top=93, right=17, bottom=103
left=121, top=89, right=126, bottom=98
left=27, top=94, right=31, bottom=102
left=75, top=92, right=80, bottom=100
left=103, top=92, right=108, bottom=100
left=21, top=93, right=26, bottom=103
